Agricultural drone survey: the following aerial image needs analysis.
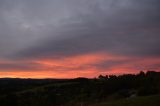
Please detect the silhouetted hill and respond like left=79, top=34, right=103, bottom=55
left=0, top=71, right=160, bottom=106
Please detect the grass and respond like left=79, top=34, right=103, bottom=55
left=92, top=95, right=160, bottom=106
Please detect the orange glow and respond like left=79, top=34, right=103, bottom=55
left=0, top=68, right=102, bottom=78
left=0, top=53, right=160, bottom=78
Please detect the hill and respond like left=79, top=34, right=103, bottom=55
left=0, top=71, right=160, bottom=106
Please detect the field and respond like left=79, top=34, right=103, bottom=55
left=93, top=95, right=160, bottom=106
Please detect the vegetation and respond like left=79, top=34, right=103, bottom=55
left=92, top=95, right=160, bottom=106
left=0, top=71, right=160, bottom=106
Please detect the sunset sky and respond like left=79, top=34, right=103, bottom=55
left=0, top=0, right=160, bottom=78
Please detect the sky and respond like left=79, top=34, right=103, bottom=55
left=0, top=0, right=160, bottom=78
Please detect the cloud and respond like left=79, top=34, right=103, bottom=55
left=8, top=0, right=160, bottom=59
left=0, top=0, right=160, bottom=77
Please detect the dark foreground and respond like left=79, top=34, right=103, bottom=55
left=93, top=95, right=160, bottom=106
left=0, top=71, right=160, bottom=106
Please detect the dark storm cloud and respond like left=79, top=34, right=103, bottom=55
left=9, top=0, right=160, bottom=60
left=0, top=0, right=160, bottom=60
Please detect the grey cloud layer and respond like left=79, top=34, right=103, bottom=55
left=0, top=0, right=160, bottom=60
